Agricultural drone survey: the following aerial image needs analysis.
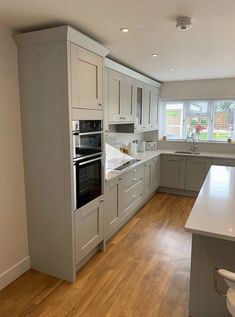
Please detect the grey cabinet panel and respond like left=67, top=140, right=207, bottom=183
left=185, top=157, right=211, bottom=191
left=105, top=177, right=123, bottom=236
left=75, top=196, right=104, bottom=264
left=144, top=161, right=152, bottom=199
left=212, top=158, right=235, bottom=167
left=123, top=179, right=143, bottom=219
left=71, top=44, right=103, bottom=110
left=151, top=157, right=160, bottom=189
left=161, top=155, right=186, bottom=189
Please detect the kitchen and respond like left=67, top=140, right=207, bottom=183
left=1, top=1, right=235, bottom=316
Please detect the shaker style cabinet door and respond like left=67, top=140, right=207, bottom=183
left=185, top=157, right=211, bottom=191
left=135, top=81, right=144, bottom=131
left=108, top=70, right=123, bottom=122
left=122, top=75, right=135, bottom=122
left=75, top=196, right=104, bottom=264
left=149, top=86, right=159, bottom=130
left=70, top=43, right=103, bottom=110
left=161, top=155, right=186, bottom=189
left=144, top=161, right=152, bottom=199
left=151, top=157, right=160, bottom=190
left=105, top=177, right=123, bottom=237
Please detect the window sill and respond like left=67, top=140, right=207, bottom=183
left=158, top=139, right=235, bottom=145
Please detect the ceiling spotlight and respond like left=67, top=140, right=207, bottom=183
left=170, top=68, right=175, bottom=71
left=152, top=53, right=158, bottom=57
left=176, top=17, right=192, bottom=31
left=120, top=28, right=129, bottom=33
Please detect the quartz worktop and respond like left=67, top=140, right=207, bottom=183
left=105, top=149, right=235, bottom=181
left=185, top=165, right=235, bottom=241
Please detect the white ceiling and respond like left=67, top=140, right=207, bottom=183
left=1, top=0, right=235, bottom=82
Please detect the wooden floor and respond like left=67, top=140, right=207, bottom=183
left=0, top=193, right=195, bottom=317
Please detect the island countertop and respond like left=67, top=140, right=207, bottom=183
left=185, top=165, right=235, bottom=241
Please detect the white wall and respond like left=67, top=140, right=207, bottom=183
left=161, top=78, right=235, bottom=100
left=0, top=28, right=29, bottom=290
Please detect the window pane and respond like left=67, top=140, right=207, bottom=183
left=213, top=101, right=235, bottom=141
left=187, top=116, right=209, bottom=141
left=189, top=101, right=208, bottom=114
left=165, top=103, right=183, bottom=139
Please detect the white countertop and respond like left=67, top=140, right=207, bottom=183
left=105, top=149, right=235, bottom=181
left=185, top=166, right=235, bottom=241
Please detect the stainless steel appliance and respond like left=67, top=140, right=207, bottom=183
left=72, top=120, right=103, bottom=210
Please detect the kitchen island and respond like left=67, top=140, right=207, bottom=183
left=185, top=165, right=235, bottom=317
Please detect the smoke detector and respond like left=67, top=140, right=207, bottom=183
left=176, top=17, right=192, bottom=31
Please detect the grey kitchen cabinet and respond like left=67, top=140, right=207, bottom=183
left=212, top=158, right=235, bottom=167
left=105, top=176, right=123, bottom=236
left=151, top=156, right=160, bottom=190
left=122, top=75, right=135, bottom=122
left=75, top=196, right=104, bottom=265
left=161, top=155, right=186, bottom=189
left=71, top=44, right=103, bottom=110
left=123, top=179, right=143, bottom=219
left=149, top=86, right=159, bottom=130
left=144, top=160, right=152, bottom=199
left=108, top=70, right=135, bottom=123
left=135, top=81, right=144, bottom=131
left=185, top=157, right=212, bottom=191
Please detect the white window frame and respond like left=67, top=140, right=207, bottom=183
left=160, top=99, right=235, bottom=142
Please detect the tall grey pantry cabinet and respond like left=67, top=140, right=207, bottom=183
left=15, top=26, right=110, bottom=283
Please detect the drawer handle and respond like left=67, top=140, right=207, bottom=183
left=100, top=198, right=104, bottom=202
left=132, top=177, right=137, bottom=181
left=119, top=177, right=123, bottom=180
left=132, top=194, right=136, bottom=199
left=133, top=169, right=137, bottom=173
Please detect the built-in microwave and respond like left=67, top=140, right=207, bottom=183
left=72, top=120, right=103, bottom=210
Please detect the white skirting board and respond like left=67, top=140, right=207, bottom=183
left=0, top=256, right=30, bottom=291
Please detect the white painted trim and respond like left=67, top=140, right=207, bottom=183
left=15, top=25, right=110, bottom=57
left=104, top=58, right=161, bottom=88
left=0, top=256, right=30, bottom=290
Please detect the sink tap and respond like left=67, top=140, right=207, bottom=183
left=185, top=136, right=198, bottom=153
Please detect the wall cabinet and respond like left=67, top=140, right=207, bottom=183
left=75, top=196, right=104, bottom=264
left=161, top=155, right=186, bottom=189
left=185, top=157, right=211, bottom=191
left=105, top=176, right=123, bottom=236
left=108, top=70, right=135, bottom=123
left=71, top=44, right=103, bottom=110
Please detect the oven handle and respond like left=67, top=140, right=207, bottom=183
left=78, top=156, right=102, bottom=166
left=78, top=131, right=102, bottom=136
left=73, top=152, right=102, bottom=162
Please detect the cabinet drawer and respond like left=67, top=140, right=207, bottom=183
left=123, top=165, right=144, bottom=190
left=124, top=179, right=143, bottom=209
left=212, top=158, right=235, bottom=167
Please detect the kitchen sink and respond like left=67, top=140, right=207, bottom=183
left=174, top=151, right=200, bottom=155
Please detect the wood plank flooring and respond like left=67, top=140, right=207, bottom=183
left=0, top=193, right=195, bottom=317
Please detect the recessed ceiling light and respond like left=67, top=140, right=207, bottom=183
left=170, top=68, right=175, bottom=71
left=152, top=53, right=158, bottom=57
left=120, top=28, right=129, bottom=33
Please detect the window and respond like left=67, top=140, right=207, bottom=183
left=160, top=99, right=235, bottom=142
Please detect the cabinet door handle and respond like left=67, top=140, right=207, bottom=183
left=132, top=194, right=136, bottom=199
left=133, top=169, right=137, bottom=173
left=98, top=103, right=102, bottom=107
left=100, top=198, right=104, bottom=202
left=119, top=177, right=123, bottom=180
left=132, top=177, right=137, bottom=181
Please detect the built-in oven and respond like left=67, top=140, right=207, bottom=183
left=72, top=120, right=103, bottom=210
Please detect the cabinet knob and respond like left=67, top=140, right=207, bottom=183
left=98, top=103, right=102, bottom=107
left=133, top=169, right=137, bottom=173
left=132, top=177, right=137, bottom=181
left=100, top=198, right=104, bottom=202
left=132, top=194, right=136, bottom=199
left=119, top=177, right=123, bottom=180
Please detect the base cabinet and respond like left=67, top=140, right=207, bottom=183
left=161, top=155, right=186, bottom=189
left=161, top=155, right=212, bottom=192
left=105, top=177, right=123, bottom=236
left=75, top=196, right=104, bottom=265
left=144, top=161, right=152, bottom=199
left=151, top=157, right=160, bottom=190
left=185, top=157, right=211, bottom=191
